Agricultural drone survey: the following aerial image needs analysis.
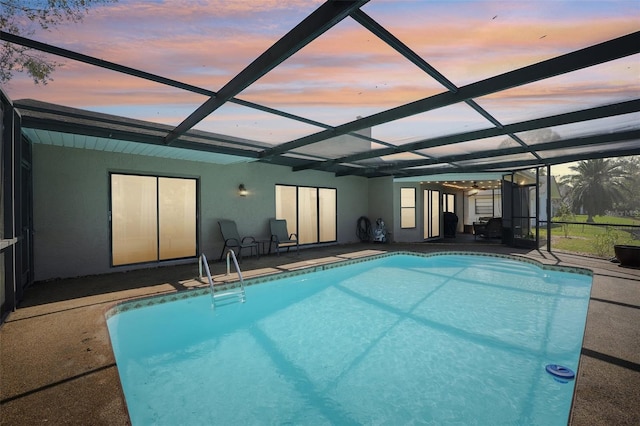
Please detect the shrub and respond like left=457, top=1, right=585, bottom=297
left=555, top=203, right=575, bottom=238
left=593, top=226, right=619, bottom=257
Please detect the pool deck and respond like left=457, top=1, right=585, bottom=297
left=1, top=242, right=639, bottom=425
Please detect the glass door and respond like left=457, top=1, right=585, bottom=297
left=424, top=189, right=441, bottom=239
left=111, top=174, right=197, bottom=266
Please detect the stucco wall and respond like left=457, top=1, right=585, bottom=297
left=390, top=181, right=454, bottom=242
left=32, top=144, right=368, bottom=281
left=392, top=181, right=422, bottom=242
left=367, top=176, right=394, bottom=241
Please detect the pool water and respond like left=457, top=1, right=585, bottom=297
left=107, top=253, right=592, bottom=425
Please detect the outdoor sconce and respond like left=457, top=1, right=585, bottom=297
left=238, top=184, right=248, bottom=197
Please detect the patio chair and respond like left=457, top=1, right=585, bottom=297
left=269, top=219, right=299, bottom=256
left=473, top=217, right=502, bottom=240
left=218, top=219, right=258, bottom=261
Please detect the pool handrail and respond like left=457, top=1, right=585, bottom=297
left=222, top=250, right=246, bottom=305
left=199, top=253, right=216, bottom=307
left=226, top=249, right=244, bottom=283
left=199, top=251, right=246, bottom=309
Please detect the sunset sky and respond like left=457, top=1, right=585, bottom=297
left=3, top=0, right=639, bottom=175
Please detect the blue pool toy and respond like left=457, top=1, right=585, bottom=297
left=545, top=364, right=575, bottom=380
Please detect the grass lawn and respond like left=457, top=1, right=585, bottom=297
left=541, top=215, right=640, bottom=258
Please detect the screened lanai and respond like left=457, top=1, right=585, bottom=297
left=1, top=4, right=640, bottom=424
left=1, top=0, right=639, bottom=315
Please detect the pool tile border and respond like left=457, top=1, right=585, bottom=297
left=105, top=251, right=592, bottom=319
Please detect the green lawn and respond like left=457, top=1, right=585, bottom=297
left=540, top=215, right=640, bottom=258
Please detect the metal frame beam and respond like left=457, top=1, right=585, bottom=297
left=381, top=147, right=640, bottom=178
left=296, top=99, right=640, bottom=173
left=2, top=24, right=391, bottom=156
left=4, top=10, right=638, bottom=179
left=338, top=129, right=640, bottom=177
left=0, top=31, right=327, bottom=129
left=262, top=31, right=640, bottom=160
left=351, top=9, right=541, bottom=163
left=163, top=0, right=369, bottom=145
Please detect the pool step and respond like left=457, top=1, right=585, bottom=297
left=199, top=251, right=246, bottom=310
left=213, top=288, right=246, bottom=302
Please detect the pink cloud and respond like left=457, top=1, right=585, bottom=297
left=4, top=0, right=638, bottom=135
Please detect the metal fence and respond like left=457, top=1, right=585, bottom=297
left=539, top=221, right=640, bottom=257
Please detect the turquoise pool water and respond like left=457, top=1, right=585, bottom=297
left=107, top=253, right=592, bottom=425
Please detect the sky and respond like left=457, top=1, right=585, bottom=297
left=2, top=0, right=639, bottom=176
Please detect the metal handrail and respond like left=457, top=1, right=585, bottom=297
left=226, top=249, right=245, bottom=282
left=199, top=251, right=246, bottom=309
left=223, top=249, right=246, bottom=305
left=199, top=253, right=216, bottom=307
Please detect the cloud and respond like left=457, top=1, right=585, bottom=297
left=4, top=0, right=638, bottom=141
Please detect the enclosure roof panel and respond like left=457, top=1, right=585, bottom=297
left=3, top=1, right=638, bottom=176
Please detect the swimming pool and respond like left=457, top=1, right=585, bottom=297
left=106, top=252, right=592, bottom=425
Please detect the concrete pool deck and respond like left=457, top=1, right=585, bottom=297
left=1, top=242, right=639, bottom=425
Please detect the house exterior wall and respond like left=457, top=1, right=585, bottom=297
left=389, top=181, right=446, bottom=243
left=367, top=176, right=394, bottom=241
left=32, top=144, right=368, bottom=281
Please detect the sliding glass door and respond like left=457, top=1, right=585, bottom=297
left=298, top=187, right=319, bottom=244
left=318, top=188, right=336, bottom=242
left=275, top=185, right=336, bottom=245
left=111, top=174, right=197, bottom=266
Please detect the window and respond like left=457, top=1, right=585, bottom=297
left=275, top=184, right=336, bottom=244
left=110, top=174, right=197, bottom=266
left=475, top=197, right=493, bottom=215
left=400, top=187, right=416, bottom=228
left=443, top=193, right=455, bottom=213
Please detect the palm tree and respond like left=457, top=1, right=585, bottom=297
left=615, top=156, right=640, bottom=213
left=562, top=159, right=629, bottom=222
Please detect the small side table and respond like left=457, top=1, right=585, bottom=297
left=256, top=239, right=272, bottom=256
